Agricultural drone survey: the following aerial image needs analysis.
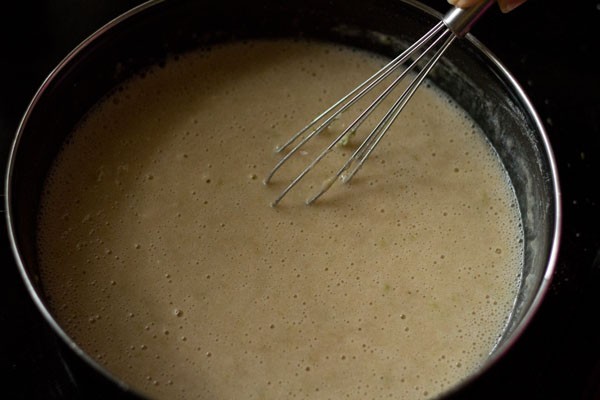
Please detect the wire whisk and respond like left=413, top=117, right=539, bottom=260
left=264, top=0, right=495, bottom=206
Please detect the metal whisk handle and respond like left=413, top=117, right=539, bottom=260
left=443, top=0, right=495, bottom=37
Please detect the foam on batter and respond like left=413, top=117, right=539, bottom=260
left=37, top=40, right=523, bottom=400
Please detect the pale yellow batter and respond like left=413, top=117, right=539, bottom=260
left=37, top=40, right=523, bottom=400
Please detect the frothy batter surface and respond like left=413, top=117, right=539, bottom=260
left=37, top=40, right=523, bottom=400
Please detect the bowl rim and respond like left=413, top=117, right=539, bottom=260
left=4, top=0, right=562, bottom=397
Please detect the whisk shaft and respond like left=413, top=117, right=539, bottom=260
left=266, top=1, right=495, bottom=206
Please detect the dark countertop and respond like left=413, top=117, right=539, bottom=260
left=1, top=0, right=599, bottom=399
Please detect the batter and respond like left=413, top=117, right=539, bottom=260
left=37, top=40, right=523, bottom=399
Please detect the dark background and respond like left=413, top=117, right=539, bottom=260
left=1, top=0, right=599, bottom=399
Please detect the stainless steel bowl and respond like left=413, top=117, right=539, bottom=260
left=5, top=0, right=561, bottom=398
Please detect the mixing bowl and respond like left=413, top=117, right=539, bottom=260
left=5, top=0, right=561, bottom=398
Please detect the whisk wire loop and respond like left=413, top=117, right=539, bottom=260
left=305, top=30, right=457, bottom=205
left=340, top=33, right=457, bottom=185
left=263, top=21, right=446, bottom=187
left=266, top=1, right=495, bottom=206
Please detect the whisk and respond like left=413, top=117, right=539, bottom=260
left=264, top=0, right=495, bottom=206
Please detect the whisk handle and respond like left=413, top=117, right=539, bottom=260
left=443, top=0, right=495, bottom=37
